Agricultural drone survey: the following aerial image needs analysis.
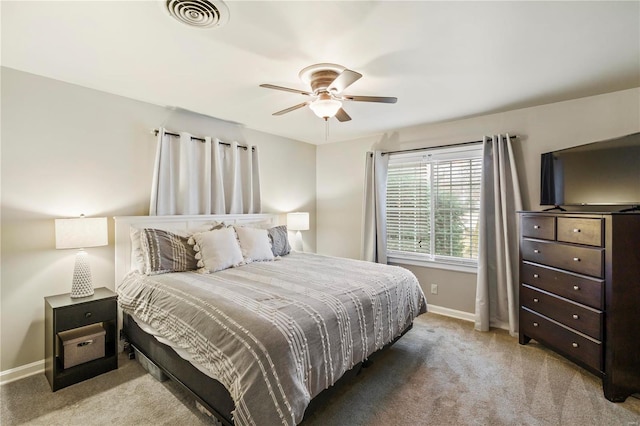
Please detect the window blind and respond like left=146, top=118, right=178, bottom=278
left=386, top=145, right=482, bottom=265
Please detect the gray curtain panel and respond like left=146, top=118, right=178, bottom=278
left=475, top=134, right=523, bottom=336
left=361, top=151, right=389, bottom=263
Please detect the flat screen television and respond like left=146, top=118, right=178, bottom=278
left=540, top=132, right=640, bottom=209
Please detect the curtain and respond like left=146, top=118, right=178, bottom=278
left=149, top=128, right=261, bottom=215
left=475, top=134, right=522, bottom=336
left=361, top=151, right=389, bottom=263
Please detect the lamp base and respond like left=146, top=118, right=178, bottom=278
left=70, top=249, right=94, bottom=298
left=294, top=230, right=304, bottom=252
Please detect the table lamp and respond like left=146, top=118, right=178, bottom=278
left=287, top=212, right=309, bottom=252
left=55, top=215, right=108, bottom=298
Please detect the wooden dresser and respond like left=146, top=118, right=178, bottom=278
left=518, top=211, right=640, bottom=402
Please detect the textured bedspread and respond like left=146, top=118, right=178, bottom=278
left=118, top=252, right=426, bottom=426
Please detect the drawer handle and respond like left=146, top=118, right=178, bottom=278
left=573, top=257, right=580, bottom=262
left=572, top=342, right=579, bottom=348
left=573, top=228, right=581, bottom=233
left=533, top=322, right=539, bottom=327
left=533, top=298, right=539, bottom=303
left=534, top=249, right=540, bottom=254
left=77, top=340, right=94, bottom=347
left=572, top=314, right=579, bottom=320
left=573, top=285, right=580, bottom=291
left=533, top=225, right=540, bottom=229
left=533, top=274, right=539, bottom=278
left=85, top=312, right=92, bottom=319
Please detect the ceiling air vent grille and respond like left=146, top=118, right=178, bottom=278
left=165, top=0, right=229, bottom=29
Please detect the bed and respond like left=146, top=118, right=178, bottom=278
left=114, top=214, right=427, bottom=426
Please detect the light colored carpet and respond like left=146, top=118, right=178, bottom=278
left=2, top=313, right=639, bottom=425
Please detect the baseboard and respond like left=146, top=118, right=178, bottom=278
left=0, top=359, right=44, bottom=386
left=427, top=304, right=475, bottom=322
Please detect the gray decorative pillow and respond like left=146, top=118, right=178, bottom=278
left=268, top=225, right=291, bottom=257
left=140, top=228, right=198, bottom=275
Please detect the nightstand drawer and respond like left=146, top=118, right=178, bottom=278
left=557, top=217, right=603, bottom=247
left=520, top=308, right=602, bottom=372
left=521, top=284, right=602, bottom=340
left=56, top=299, right=117, bottom=331
left=522, top=215, right=555, bottom=240
left=521, top=239, right=604, bottom=278
left=520, top=262, right=603, bottom=309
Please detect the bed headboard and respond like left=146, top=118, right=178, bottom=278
left=114, top=214, right=280, bottom=289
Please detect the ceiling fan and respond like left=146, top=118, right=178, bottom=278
left=260, top=63, right=397, bottom=122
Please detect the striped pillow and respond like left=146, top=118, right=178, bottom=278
left=268, top=225, right=291, bottom=257
left=140, top=228, right=199, bottom=275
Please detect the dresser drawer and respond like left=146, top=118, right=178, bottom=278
left=521, top=239, right=604, bottom=278
left=56, top=299, right=117, bottom=332
left=520, top=308, right=602, bottom=372
left=522, top=215, right=555, bottom=240
left=520, top=262, right=603, bottom=309
left=557, top=217, right=603, bottom=247
left=521, top=285, right=603, bottom=340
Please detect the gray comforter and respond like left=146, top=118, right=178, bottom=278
left=118, top=252, right=426, bottom=425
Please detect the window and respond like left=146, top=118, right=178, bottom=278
left=386, top=144, right=483, bottom=271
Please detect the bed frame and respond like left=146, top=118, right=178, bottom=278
left=114, top=214, right=412, bottom=425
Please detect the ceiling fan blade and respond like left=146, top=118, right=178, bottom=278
left=328, top=69, right=363, bottom=93
left=342, top=95, right=398, bottom=104
left=334, top=108, right=351, bottom=122
left=260, top=84, right=313, bottom=96
left=273, top=101, right=311, bottom=116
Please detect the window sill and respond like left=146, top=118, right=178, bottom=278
left=387, top=255, right=478, bottom=274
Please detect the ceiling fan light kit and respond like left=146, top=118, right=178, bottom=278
left=261, top=63, right=397, bottom=122
left=309, top=93, right=342, bottom=120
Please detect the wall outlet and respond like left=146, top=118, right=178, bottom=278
left=430, top=284, right=438, bottom=295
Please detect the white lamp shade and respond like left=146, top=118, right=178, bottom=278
left=287, top=212, right=309, bottom=231
left=55, top=217, right=108, bottom=249
left=309, top=98, right=342, bottom=119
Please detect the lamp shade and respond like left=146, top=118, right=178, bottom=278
left=55, top=217, right=108, bottom=249
left=287, top=212, right=309, bottom=231
left=309, top=93, right=342, bottom=119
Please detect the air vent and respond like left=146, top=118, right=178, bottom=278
left=165, top=0, right=229, bottom=29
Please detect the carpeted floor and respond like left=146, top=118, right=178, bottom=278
left=2, top=313, right=639, bottom=425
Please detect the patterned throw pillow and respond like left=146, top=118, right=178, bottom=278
left=268, top=225, right=291, bottom=257
left=140, top=228, right=199, bottom=275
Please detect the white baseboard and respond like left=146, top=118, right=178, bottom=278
left=0, top=359, right=44, bottom=386
left=427, top=304, right=475, bottom=323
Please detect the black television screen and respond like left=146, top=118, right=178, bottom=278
left=540, top=132, right=640, bottom=207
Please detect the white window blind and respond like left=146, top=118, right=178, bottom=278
left=386, top=144, right=483, bottom=268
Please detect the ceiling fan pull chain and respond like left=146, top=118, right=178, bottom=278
left=325, top=119, right=329, bottom=141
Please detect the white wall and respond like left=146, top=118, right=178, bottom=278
left=0, top=67, right=316, bottom=374
left=317, top=88, right=640, bottom=314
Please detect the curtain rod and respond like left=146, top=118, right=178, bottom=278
left=153, top=129, right=252, bottom=151
left=380, top=134, right=517, bottom=156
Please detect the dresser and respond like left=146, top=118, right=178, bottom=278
left=518, top=211, right=640, bottom=402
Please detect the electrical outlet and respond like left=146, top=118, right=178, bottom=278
left=431, top=284, right=438, bottom=294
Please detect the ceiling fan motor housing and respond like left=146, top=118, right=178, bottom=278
left=309, top=70, right=339, bottom=94
left=299, top=63, right=345, bottom=94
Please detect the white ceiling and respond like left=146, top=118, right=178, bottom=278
left=2, top=1, right=639, bottom=145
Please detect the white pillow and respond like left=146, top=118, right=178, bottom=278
left=190, top=228, right=244, bottom=273
left=234, top=226, right=275, bottom=263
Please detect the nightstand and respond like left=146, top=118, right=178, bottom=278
left=44, top=287, right=118, bottom=391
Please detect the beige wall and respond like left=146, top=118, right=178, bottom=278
left=317, top=88, right=640, bottom=314
left=0, top=67, right=316, bottom=372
